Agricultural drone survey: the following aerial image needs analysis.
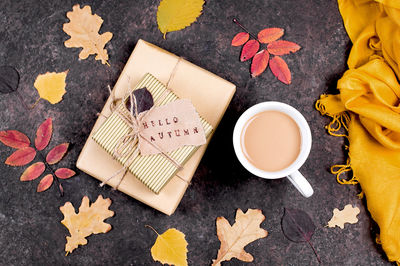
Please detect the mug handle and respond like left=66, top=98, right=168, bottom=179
left=287, top=171, right=314, bottom=198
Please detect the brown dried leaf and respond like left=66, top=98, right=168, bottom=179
left=327, top=204, right=360, bottom=229
left=0, top=130, right=30, bottom=149
left=258, top=28, right=284, bottom=44
left=37, top=174, right=53, bottom=192
left=60, top=195, right=114, bottom=254
left=46, top=143, right=69, bottom=165
left=35, top=118, right=52, bottom=151
left=5, top=147, right=36, bottom=166
left=20, top=162, right=45, bottom=181
left=212, top=209, right=268, bottom=266
left=63, top=4, right=113, bottom=65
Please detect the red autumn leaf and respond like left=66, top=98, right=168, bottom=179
left=0, top=130, right=30, bottom=149
left=258, top=28, right=284, bottom=44
left=240, top=40, right=260, bottom=62
left=20, top=162, right=45, bottom=181
left=269, top=56, right=292, bottom=84
left=232, top=32, right=250, bottom=46
left=55, top=168, right=76, bottom=179
left=46, top=143, right=69, bottom=165
left=35, top=118, right=53, bottom=151
left=37, top=174, right=53, bottom=192
left=267, top=40, right=301, bottom=56
left=5, top=147, right=36, bottom=166
left=251, top=50, right=270, bottom=77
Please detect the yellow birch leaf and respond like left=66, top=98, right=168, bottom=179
left=63, top=4, right=113, bottom=65
left=148, top=227, right=188, bottom=266
left=327, top=204, right=360, bottom=229
left=34, top=71, right=68, bottom=104
left=60, top=195, right=114, bottom=255
left=157, top=0, right=204, bottom=39
left=212, top=209, right=268, bottom=266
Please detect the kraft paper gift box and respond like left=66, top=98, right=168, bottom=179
left=76, top=39, right=236, bottom=215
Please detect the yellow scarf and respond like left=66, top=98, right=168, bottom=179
left=316, top=0, right=400, bottom=262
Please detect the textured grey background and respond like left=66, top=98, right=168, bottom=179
left=0, top=0, right=392, bottom=265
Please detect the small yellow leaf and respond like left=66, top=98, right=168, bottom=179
left=34, top=71, right=68, bottom=104
left=60, top=195, right=114, bottom=254
left=327, top=204, right=360, bottom=229
left=149, top=227, right=188, bottom=266
left=157, top=0, right=204, bottom=39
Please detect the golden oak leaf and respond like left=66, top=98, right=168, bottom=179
left=212, top=209, right=268, bottom=266
left=148, top=226, right=188, bottom=266
left=34, top=71, right=68, bottom=104
left=60, top=195, right=114, bottom=254
left=63, top=4, right=113, bottom=65
left=327, top=204, right=360, bottom=229
left=157, top=0, right=204, bottom=39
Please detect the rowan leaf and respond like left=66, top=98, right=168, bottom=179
left=258, top=28, right=284, bottom=44
left=149, top=227, right=188, bottom=266
left=46, top=143, right=69, bottom=165
left=251, top=50, right=270, bottom=77
left=55, top=168, right=76, bottom=179
left=35, top=118, right=52, bottom=151
left=240, top=40, right=260, bottom=62
left=212, top=209, right=268, bottom=266
left=157, top=0, right=204, bottom=39
left=269, top=56, right=292, bottom=84
left=0, top=130, right=30, bottom=149
left=20, top=162, right=45, bottom=181
left=34, top=71, right=68, bottom=104
left=0, top=66, right=19, bottom=94
left=5, top=147, right=36, bottom=166
left=63, top=4, right=113, bottom=64
left=37, top=174, right=53, bottom=192
left=267, top=40, right=301, bottom=56
left=60, top=195, right=114, bottom=254
left=232, top=32, right=249, bottom=46
left=327, top=204, right=360, bottom=229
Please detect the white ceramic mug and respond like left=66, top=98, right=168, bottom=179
left=233, top=101, right=313, bottom=198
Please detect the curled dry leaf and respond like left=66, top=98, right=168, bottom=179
left=60, top=195, right=114, bottom=254
left=269, top=56, right=292, bottom=84
left=240, top=40, right=260, bottom=62
left=258, top=28, right=284, bottom=44
left=34, top=71, right=68, bottom=104
left=0, top=130, right=30, bottom=149
left=148, top=227, right=188, bottom=266
left=20, top=162, right=45, bottom=181
left=63, top=5, right=113, bottom=64
left=251, top=50, right=270, bottom=77
left=5, top=147, right=36, bottom=166
left=0, top=66, right=19, bottom=94
left=35, top=118, right=52, bottom=151
left=232, top=32, right=250, bottom=46
left=327, top=204, right=360, bottom=229
left=267, top=40, right=301, bottom=56
left=37, top=174, right=54, bottom=192
left=157, top=0, right=204, bottom=39
left=212, top=209, right=268, bottom=266
left=55, top=168, right=76, bottom=179
left=46, top=143, right=69, bottom=165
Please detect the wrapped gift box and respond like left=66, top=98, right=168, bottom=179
left=76, top=39, right=236, bottom=215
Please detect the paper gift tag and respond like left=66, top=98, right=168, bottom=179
left=138, top=99, right=207, bottom=155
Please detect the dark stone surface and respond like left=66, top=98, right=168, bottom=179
left=0, top=0, right=393, bottom=265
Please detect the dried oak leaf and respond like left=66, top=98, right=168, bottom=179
left=35, top=118, right=52, bottom=151
left=212, top=209, right=268, bottom=266
left=34, top=71, right=68, bottom=104
left=5, top=147, right=36, bottom=166
left=148, top=227, right=188, bottom=266
left=0, top=130, right=30, bottom=149
left=327, top=204, right=360, bottom=229
left=63, top=4, right=113, bottom=65
left=60, top=195, right=114, bottom=254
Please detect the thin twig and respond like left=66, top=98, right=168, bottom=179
left=30, top=97, right=41, bottom=109
left=233, top=18, right=259, bottom=41
left=145, top=225, right=160, bottom=236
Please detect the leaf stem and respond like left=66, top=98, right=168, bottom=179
left=232, top=18, right=259, bottom=42
left=37, top=150, right=63, bottom=197
left=307, top=240, right=321, bottom=264
left=145, top=225, right=159, bottom=236
left=30, top=97, right=41, bottom=109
